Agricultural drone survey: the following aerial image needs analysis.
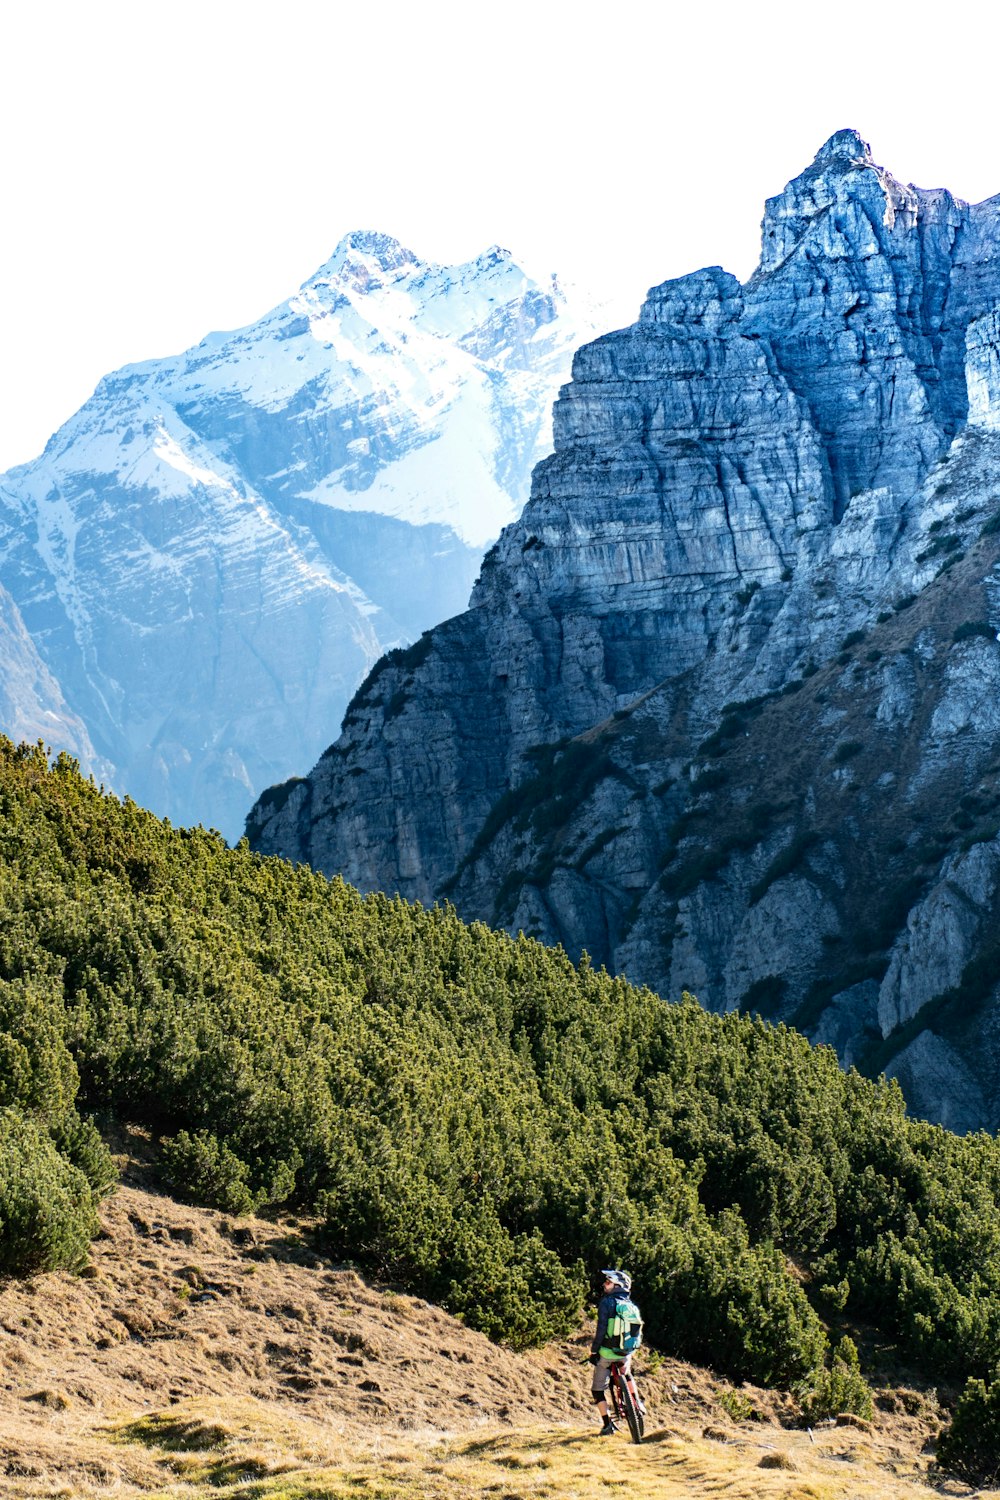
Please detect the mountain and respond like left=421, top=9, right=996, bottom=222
left=0, top=232, right=597, bottom=838
left=248, top=132, right=1000, bottom=1132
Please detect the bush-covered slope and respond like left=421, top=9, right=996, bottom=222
left=4, top=738, right=1000, bottom=1394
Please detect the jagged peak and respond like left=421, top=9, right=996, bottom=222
left=303, top=231, right=420, bottom=290
left=302, top=235, right=528, bottom=301
left=812, top=128, right=874, bottom=168
left=473, top=244, right=514, bottom=269
left=754, top=131, right=907, bottom=278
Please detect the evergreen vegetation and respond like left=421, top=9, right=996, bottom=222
left=796, top=1336, right=873, bottom=1422
left=937, top=1372, right=1000, bottom=1483
left=4, top=740, right=1000, bottom=1407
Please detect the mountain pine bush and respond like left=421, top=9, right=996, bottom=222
left=0, top=1107, right=100, bottom=1274
left=797, top=1335, right=874, bottom=1422
left=937, top=1373, right=1000, bottom=1484
left=3, top=739, right=1000, bottom=1390
left=159, top=1129, right=259, bottom=1217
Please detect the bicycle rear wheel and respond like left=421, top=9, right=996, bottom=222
left=617, top=1373, right=643, bottom=1444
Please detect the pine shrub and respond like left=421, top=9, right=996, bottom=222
left=797, top=1336, right=874, bottom=1422
left=937, top=1373, right=1000, bottom=1484
left=159, top=1130, right=258, bottom=1216
left=0, top=1108, right=99, bottom=1275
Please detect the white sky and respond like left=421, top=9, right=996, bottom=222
left=2, top=0, right=1000, bottom=472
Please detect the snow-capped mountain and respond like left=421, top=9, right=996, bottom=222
left=0, top=232, right=599, bottom=837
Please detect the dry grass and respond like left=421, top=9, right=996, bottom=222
left=90, top=1409, right=1000, bottom=1500
left=0, top=1142, right=986, bottom=1498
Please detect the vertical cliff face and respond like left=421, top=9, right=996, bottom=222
left=248, top=135, right=1000, bottom=1130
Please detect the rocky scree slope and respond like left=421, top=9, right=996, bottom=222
left=248, top=134, right=1000, bottom=1131
left=0, top=233, right=596, bottom=839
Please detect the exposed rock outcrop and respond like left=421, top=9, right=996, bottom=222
left=249, top=135, right=1000, bottom=1131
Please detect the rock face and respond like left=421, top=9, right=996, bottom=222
left=248, top=134, right=1000, bottom=1131
left=0, top=233, right=596, bottom=837
left=0, top=580, right=98, bottom=768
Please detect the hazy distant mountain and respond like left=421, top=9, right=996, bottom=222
left=0, top=231, right=599, bottom=837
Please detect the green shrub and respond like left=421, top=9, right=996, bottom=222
left=648, top=1212, right=828, bottom=1386
left=0, top=1108, right=99, bottom=1275
left=716, top=1387, right=759, bottom=1421
left=573, top=826, right=624, bottom=871
left=159, top=1130, right=258, bottom=1217
left=937, top=1373, right=1000, bottom=1484
left=739, top=975, right=789, bottom=1018
left=917, top=533, right=961, bottom=564
left=0, top=977, right=77, bottom=1119
left=748, top=833, right=817, bottom=905
left=692, top=766, right=729, bottom=794
left=9, top=737, right=1000, bottom=1400
left=444, top=1212, right=583, bottom=1348
left=50, top=1112, right=116, bottom=1194
left=797, top=1336, right=874, bottom=1422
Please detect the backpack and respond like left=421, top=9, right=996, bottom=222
left=606, top=1294, right=643, bottom=1354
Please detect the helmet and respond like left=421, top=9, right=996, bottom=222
left=600, top=1268, right=632, bottom=1294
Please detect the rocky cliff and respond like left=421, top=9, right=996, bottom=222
left=248, top=133, right=1000, bottom=1131
left=0, top=233, right=596, bottom=838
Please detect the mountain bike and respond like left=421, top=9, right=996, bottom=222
left=608, top=1359, right=644, bottom=1444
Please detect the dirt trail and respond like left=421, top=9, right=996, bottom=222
left=0, top=1145, right=975, bottom=1499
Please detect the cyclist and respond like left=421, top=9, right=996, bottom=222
left=589, top=1268, right=644, bottom=1436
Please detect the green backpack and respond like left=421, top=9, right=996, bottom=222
left=606, top=1295, right=643, bottom=1355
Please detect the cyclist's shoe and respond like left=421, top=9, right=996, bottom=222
left=598, top=1418, right=618, bottom=1436
left=637, top=1400, right=647, bottom=1416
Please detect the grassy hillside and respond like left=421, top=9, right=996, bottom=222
left=4, top=738, right=1000, bottom=1402
left=0, top=1169, right=948, bottom=1500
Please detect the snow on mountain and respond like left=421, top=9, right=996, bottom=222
left=0, top=233, right=598, bottom=838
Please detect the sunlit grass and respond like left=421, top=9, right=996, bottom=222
left=104, top=1400, right=958, bottom=1500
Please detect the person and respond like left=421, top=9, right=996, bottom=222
left=589, top=1268, right=644, bottom=1435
